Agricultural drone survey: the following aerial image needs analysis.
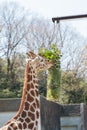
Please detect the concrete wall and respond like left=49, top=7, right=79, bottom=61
left=0, top=97, right=87, bottom=130
left=0, top=98, right=20, bottom=112
left=60, top=103, right=85, bottom=130
left=0, top=97, right=61, bottom=130
left=81, top=103, right=87, bottom=130
left=40, top=96, right=61, bottom=130
left=61, top=116, right=83, bottom=130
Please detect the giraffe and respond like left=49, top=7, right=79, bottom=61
left=0, top=51, right=53, bottom=130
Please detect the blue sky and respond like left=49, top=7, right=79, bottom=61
left=1, top=0, right=87, bottom=37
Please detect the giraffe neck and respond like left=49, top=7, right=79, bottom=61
left=10, top=61, right=40, bottom=129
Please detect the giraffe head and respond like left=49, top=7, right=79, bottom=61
left=26, top=51, right=53, bottom=72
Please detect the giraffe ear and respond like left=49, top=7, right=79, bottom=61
left=26, top=51, right=36, bottom=59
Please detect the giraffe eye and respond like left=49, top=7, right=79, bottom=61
left=40, top=59, right=43, bottom=62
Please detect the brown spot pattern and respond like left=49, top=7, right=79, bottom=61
left=25, top=118, right=30, bottom=123
left=35, top=85, right=38, bottom=89
left=27, top=93, right=34, bottom=102
left=33, top=70, right=35, bottom=73
left=7, top=127, right=11, bottom=130
left=28, top=122, right=34, bottom=129
left=19, top=118, right=23, bottom=122
left=28, top=74, right=32, bottom=81
left=2, top=59, right=45, bottom=130
left=21, top=111, right=26, bottom=118
left=33, top=80, right=36, bottom=83
left=33, top=75, right=35, bottom=78
left=30, top=105, right=35, bottom=112
left=31, top=82, right=34, bottom=89
left=35, top=98, right=39, bottom=108
left=28, top=67, right=31, bottom=72
left=34, top=127, right=36, bottom=130
left=23, top=122, right=27, bottom=129
left=32, top=102, right=36, bottom=108
left=31, top=90, right=35, bottom=96
left=36, top=111, right=39, bottom=119
left=28, top=112, right=35, bottom=120
left=36, top=120, right=38, bottom=125
left=27, top=84, right=30, bottom=91
left=18, top=123, right=22, bottom=129
left=10, top=123, right=17, bottom=130
left=25, top=102, right=30, bottom=110
left=35, top=80, right=38, bottom=84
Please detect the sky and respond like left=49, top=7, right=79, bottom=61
left=0, top=0, right=87, bottom=37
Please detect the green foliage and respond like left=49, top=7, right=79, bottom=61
left=60, top=71, right=87, bottom=104
left=0, top=89, right=16, bottom=98
left=39, top=44, right=61, bottom=101
left=0, top=54, right=24, bottom=98
left=47, top=67, right=61, bottom=101
left=39, top=44, right=62, bottom=68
